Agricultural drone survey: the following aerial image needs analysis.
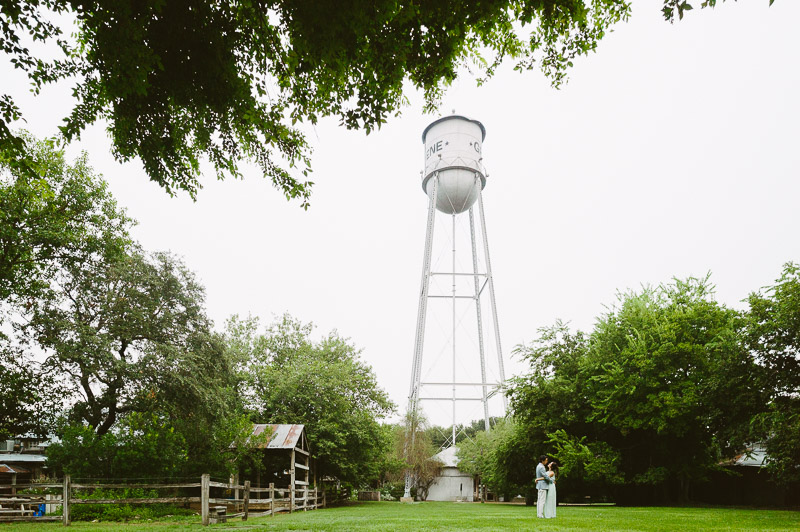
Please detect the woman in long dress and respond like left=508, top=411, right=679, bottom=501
left=544, top=461, right=557, bottom=518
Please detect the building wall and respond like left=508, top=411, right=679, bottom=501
left=426, top=467, right=474, bottom=502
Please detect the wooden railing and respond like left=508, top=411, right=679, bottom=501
left=203, top=475, right=324, bottom=525
left=0, top=474, right=325, bottom=526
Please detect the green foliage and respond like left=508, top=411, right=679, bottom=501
left=21, top=247, right=217, bottom=436
left=376, top=424, right=407, bottom=487
left=382, top=413, right=442, bottom=500
left=0, top=132, right=129, bottom=437
left=456, top=418, right=517, bottom=496
left=0, top=344, right=61, bottom=439
left=545, top=429, right=622, bottom=486
left=46, top=414, right=189, bottom=479
left=67, top=487, right=195, bottom=522
left=747, top=262, right=800, bottom=483
left=507, top=276, right=767, bottom=503
left=0, top=135, right=250, bottom=477
left=9, top=1, right=761, bottom=201
left=0, top=132, right=131, bottom=301
left=228, top=314, right=395, bottom=486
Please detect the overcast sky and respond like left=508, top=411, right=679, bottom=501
left=6, top=2, right=800, bottom=427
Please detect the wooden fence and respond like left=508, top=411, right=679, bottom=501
left=0, top=474, right=325, bottom=526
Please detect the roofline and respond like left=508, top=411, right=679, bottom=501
left=422, top=115, right=486, bottom=143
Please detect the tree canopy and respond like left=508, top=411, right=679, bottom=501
left=226, top=314, right=395, bottom=485
left=747, top=262, right=800, bottom=483
left=1, top=1, right=748, bottom=203
left=505, top=277, right=767, bottom=503
left=0, top=133, right=131, bottom=301
left=1, top=135, right=254, bottom=477
left=21, top=248, right=219, bottom=436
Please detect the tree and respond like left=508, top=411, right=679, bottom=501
left=1, top=133, right=128, bottom=438
left=2, top=1, right=745, bottom=202
left=584, top=278, right=763, bottom=501
left=507, top=277, right=766, bottom=503
left=747, top=262, right=800, bottom=483
left=456, top=417, right=518, bottom=499
left=228, top=314, right=395, bottom=485
left=0, top=343, right=63, bottom=439
left=397, top=411, right=443, bottom=501
left=21, top=248, right=215, bottom=436
left=0, top=132, right=131, bottom=301
left=45, top=413, right=190, bottom=479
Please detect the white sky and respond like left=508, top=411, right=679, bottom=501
left=6, top=2, right=800, bottom=427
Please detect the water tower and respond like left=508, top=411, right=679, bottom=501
left=405, top=115, right=507, bottom=495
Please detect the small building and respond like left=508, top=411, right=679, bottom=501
left=0, top=436, right=51, bottom=496
left=235, top=424, right=314, bottom=491
left=426, top=446, right=474, bottom=502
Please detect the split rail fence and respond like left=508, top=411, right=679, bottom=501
left=0, top=474, right=325, bottom=526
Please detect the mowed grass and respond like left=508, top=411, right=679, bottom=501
left=2, top=502, right=798, bottom=531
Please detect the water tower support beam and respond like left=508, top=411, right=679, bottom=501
left=451, top=213, right=457, bottom=447
left=404, top=175, right=438, bottom=499
left=469, top=202, right=491, bottom=431
left=477, top=188, right=508, bottom=412
left=408, top=175, right=438, bottom=412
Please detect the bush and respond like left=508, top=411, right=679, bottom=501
left=380, top=482, right=414, bottom=501
left=64, top=488, right=195, bottom=521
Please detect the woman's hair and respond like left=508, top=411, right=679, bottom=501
left=548, top=461, right=559, bottom=474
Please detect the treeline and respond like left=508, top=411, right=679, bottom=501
left=4, top=135, right=798, bottom=504
left=457, top=272, right=800, bottom=505
left=0, top=135, right=394, bottom=485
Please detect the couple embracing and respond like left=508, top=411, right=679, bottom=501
left=535, top=455, right=557, bottom=519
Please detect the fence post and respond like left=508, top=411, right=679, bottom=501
left=62, top=475, right=70, bottom=526
left=313, top=486, right=318, bottom=510
left=303, top=486, right=308, bottom=511
left=201, top=474, right=210, bottom=526
left=290, top=449, right=295, bottom=513
left=243, top=480, right=250, bottom=521
left=269, top=483, right=274, bottom=517
left=323, top=489, right=326, bottom=508
left=233, top=473, right=239, bottom=510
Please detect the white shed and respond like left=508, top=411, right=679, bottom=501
left=425, top=446, right=474, bottom=502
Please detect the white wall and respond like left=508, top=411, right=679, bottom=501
left=426, top=468, right=474, bottom=502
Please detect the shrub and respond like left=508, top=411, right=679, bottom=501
left=64, top=488, right=195, bottom=521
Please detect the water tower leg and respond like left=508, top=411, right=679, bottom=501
left=477, top=188, right=507, bottom=412
left=469, top=204, right=491, bottom=431
left=451, top=212, right=457, bottom=447
left=403, top=175, right=439, bottom=501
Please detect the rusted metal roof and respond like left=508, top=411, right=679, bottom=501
left=0, top=464, right=30, bottom=474
left=250, top=424, right=306, bottom=450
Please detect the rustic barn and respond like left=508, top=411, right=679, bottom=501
left=235, top=424, right=314, bottom=492
left=426, top=446, right=474, bottom=502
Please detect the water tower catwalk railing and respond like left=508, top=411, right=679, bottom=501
left=403, top=115, right=507, bottom=500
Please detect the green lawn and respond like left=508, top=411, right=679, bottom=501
left=2, top=502, right=798, bottom=531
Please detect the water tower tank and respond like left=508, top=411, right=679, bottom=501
left=422, top=115, right=486, bottom=214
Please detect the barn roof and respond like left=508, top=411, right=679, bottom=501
left=250, top=424, right=306, bottom=450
